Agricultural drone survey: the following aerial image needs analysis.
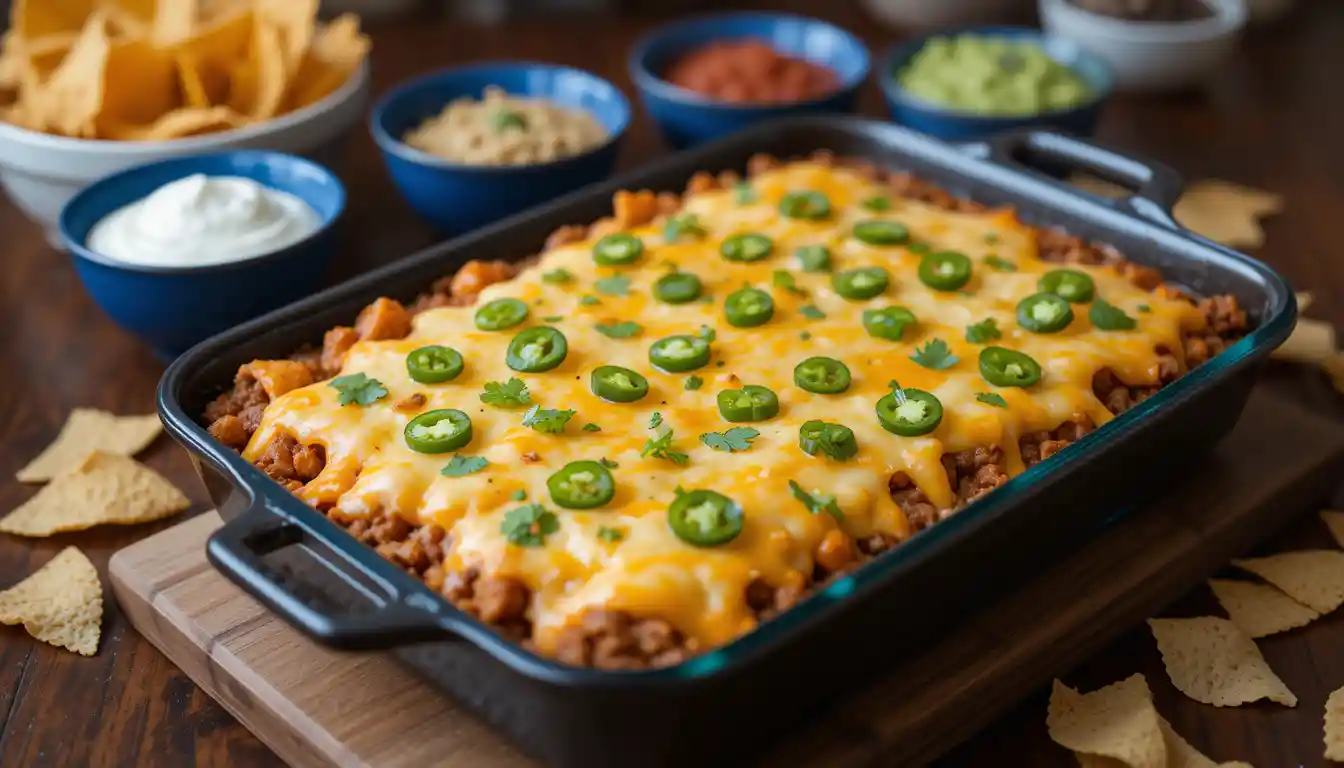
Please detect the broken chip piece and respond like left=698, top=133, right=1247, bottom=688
left=1324, top=511, right=1344, bottom=549
left=1, top=452, right=188, bottom=536
left=1046, top=674, right=1166, bottom=768
left=1207, top=578, right=1320, bottom=638
left=1148, top=617, right=1296, bottom=707
left=0, top=547, right=102, bottom=655
left=1327, top=685, right=1344, bottom=762
left=16, top=408, right=162, bottom=483
left=1232, top=550, right=1344, bottom=614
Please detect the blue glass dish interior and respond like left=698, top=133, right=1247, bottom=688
left=880, top=26, right=1114, bottom=142
left=369, top=62, right=630, bottom=236
left=629, top=12, right=870, bottom=149
left=60, top=150, right=345, bottom=360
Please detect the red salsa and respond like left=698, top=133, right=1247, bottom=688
left=664, top=40, right=839, bottom=104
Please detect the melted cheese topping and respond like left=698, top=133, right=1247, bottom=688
left=245, top=162, right=1207, bottom=654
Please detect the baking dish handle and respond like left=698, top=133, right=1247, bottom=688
left=979, top=129, right=1185, bottom=219
left=207, top=501, right=457, bottom=650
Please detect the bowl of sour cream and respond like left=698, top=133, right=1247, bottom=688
left=59, top=151, right=345, bottom=358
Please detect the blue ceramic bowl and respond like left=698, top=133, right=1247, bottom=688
left=60, top=151, right=345, bottom=359
left=629, top=13, right=870, bottom=149
left=370, top=62, right=630, bottom=235
left=879, top=27, right=1114, bottom=142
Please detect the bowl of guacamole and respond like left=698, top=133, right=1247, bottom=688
left=880, top=27, right=1113, bottom=140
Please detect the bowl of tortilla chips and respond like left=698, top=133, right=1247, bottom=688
left=0, top=0, right=372, bottom=245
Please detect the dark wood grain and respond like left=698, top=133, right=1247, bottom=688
left=0, top=2, right=1341, bottom=766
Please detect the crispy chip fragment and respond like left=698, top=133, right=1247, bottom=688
left=1, top=452, right=188, bottom=536
left=1232, top=550, right=1344, bottom=614
left=17, top=408, right=162, bottom=482
left=1207, top=578, right=1320, bottom=638
left=99, top=104, right=241, bottom=140
left=286, top=13, right=368, bottom=109
left=1047, top=675, right=1166, bottom=768
left=1296, top=291, right=1314, bottom=312
left=1148, top=617, right=1296, bottom=707
left=0, top=547, right=102, bottom=655
left=1327, top=686, right=1344, bottom=762
left=1173, top=180, right=1284, bottom=248
left=1324, top=511, right=1344, bottom=549
left=1271, top=318, right=1338, bottom=365
left=1323, top=354, right=1344, bottom=396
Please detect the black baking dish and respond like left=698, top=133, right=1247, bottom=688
left=158, top=116, right=1295, bottom=767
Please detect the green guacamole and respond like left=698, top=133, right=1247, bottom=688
left=897, top=36, right=1092, bottom=116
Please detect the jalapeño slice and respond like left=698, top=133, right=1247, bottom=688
left=799, top=420, right=858, bottom=461
left=406, top=345, right=464, bottom=384
left=506, top=326, right=568, bottom=372
left=668, top=490, right=743, bottom=547
left=720, top=233, right=774, bottom=262
left=793, top=356, right=852, bottom=394
left=716, top=385, right=779, bottom=423
left=1038, top=269, right=1095, bottom=303
left=405, top=409, right=472, bottom=454
left=653, top=271, right=703, bottom=304
left=724, top=287, right=774, bottom=328
left=592, top=233, right=644, bottom=266
left=475, top=297, right=529, bottom=331
left=862, top=306, right=917, bottom=341
left=778, top=191, right=831, bottom=220
left=918, top=251, right=973, bottom=291
left=852, top=220, right=909, bottom=246
left=833, top=267, right=890, bottom=300
left=590, top=365, right=649, bottom=403
left=875, top=389, right=943, bottom=437
left=547, top=460, right=616, bottom=509
left=1017, top=292, right=1075, bottom=334
left=649, top=334, right=711, bottom=373
left=978, top=346, right=1042, bottom=388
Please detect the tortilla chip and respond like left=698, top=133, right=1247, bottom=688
left=1047, top=675, right=1166, bottom=768
left=1, top=452, right=188, bottom=536
left=227, top=16, right=288, bottom=119
left=1324, top=511, right=1344, bottom=549
left=1157, top=716, right=1218, bottom=768
left=1271, top=318, right=1337, bottom=365
left=1148, top=617, right=1296, bottom=707
left=1297, top=291, right=1315, bottom=312
left=175, top=9, right=251, bottom=106
left=175, top=53, right=210, bottom=108
left=1327, top=686, right=1344, bottom=762
left=150, top=0, right=200, bottom=47
left=97, top=37, right=180, bottom=130
left=14, top=0, right=96, bottom=41
left=254, top=0, right=318, bottom=71
left=1173, top=180, right=1284, bottom=248
left=1323, top=354, right=1344, bottom=396
left=99, top=104, right=241, bottom=140
left=286, top=14, right=368, bottom=109
left=1232, top=551, right=1344, bottom=614
left=0, top=547, right=102, bottom=656
left=0, top=33, right=23, bottom=92
left=17, top=409, right=162, bottom=482
left=1207, top=578, right=1320, bottom=638
left=35, top=11, right=111, bottom=137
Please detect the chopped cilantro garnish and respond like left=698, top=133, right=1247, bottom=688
left=541, top=268, right=573, bottom=284
left=488, top=108, right=528, bottom=133
left=597, top=526, right=625, bottom=543
left=582, top=423, right=602, bottom=432
left=788, top=480, right=843, bottom=520
left=800, top=331, right=811, bottom=340
left=511, top=489, right=527, bottom=501
left=984, top=231, right=1000, bottom=244
left=700, top=427, right=759, bottom=453
left=965, top=318, right=1002, bottom=344
left=647, top=412, right=663, bottom=429
left=699, top=324, right=716, bottom=342
left=685, top=375, right=703, bottom=391
left=329, top=373, right=387, bottom=407
left=599, top=457, right=618, bottom=469
left=594, top=321, right=642, bottom=339
left=1090, top=298, right=1138, bottom=331
left=734, top=182, right=757, bottom=204
left=772, top=270, right=807, bottom=296
left=976, top=392, right=1008, bottom=409
left=521, top=404, right=576, bottom=434
left=595, top=275, right=630, bottom=296
left=861, top=196, right=891, bottom=211
left=984, top=255, right=1017, bottom=272
left=441, top=455, right=489, bottom=477
left=641, top=428, right=688, bottom=466
left=541, top=315, right=563, bottom=322
left=1137, top=304, right=1152, bottom=313
left=800, top=305, right=826, bottom=320
left=579, top=295, right=601, bottom=306
left=480, top=377, right=531, bottom=408
left=501, top=504, right=558, bottom=547
left=909, top=338, right=959, bottom=370
left=664, top=213, right=706, bottom=242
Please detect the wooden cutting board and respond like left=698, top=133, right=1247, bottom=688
left=109, top=390, right=1344, bottom=768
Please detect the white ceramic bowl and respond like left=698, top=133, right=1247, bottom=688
left=0, top=63, right=370, bottom=246
left=860, top=0, right=1025, bottom=30
left=1038, top=0, right=1248, bottom=93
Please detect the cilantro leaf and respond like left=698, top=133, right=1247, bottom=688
left=599, top=457, right=618, bottom=469
left=648, top=412, right=663, bottom=429
left=1090, top=298, right=1138, bottom=331
left=699, top=427, right=759, bottom=453
left=521, top=404, right=576, bottom=434
left=594, top=321, right=642, bottom=339
left=542, top=268, right=573, bottom=284
left=480, top=377, right=531, bottom=408
left=488, top=108, right=528, bottom=133
left=800, top=331, right=811, bottom=340
left=965, top=318, right=1002, bottom=344
left=597, top=526, right=625, bottom=543
left=984, top=231, right=1000, bottom=244
left=908, top=242, right=932, bottom=255
left=501, top=504, right=558, bottom=547
left=329, top=373, right=388, bottom=407
left=579, top=295, right=601, bottom=306
left=684, top=375, right=703, bottom=391
left=976, top=392, right=1008, bottom=408
left=441, top=455, right=489, bottom=477
left=511, top=489, right=527, bottom=501
left=788, top=480, right=843, bottom=520
left=1137, top=304, right=1152, bottom=313
left=800, top=305, right=826, bottom=320
left=641, top=430, right=689, bottom=466
left=541, top=315, right=563, bottom=322
left=887, top=379, right=908, bottom=405
left=772, top=270, right=807, bottom=296
left=909, top=338, right=959, bottom=370
left=582, top=423, right=602, bottom=432
left=734, top=181, right=757, bottom=204
left=664, top=213, right=706, bottom=242
left=595, top=275, right=630, bottom=297
left=699, top=325, right=716, bottom=342
left=984, top=255, right=1017, bottom=272
left=861, top=196, right=891, bottom=211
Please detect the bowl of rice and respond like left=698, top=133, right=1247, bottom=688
left=370, top=62, right=631, bottom=235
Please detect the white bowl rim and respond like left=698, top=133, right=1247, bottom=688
left=0, top=61, right=370, bottom=154
left=1040, top=0, right=1248, bottom=43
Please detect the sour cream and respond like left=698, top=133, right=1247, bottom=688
left=87, top=174, right=322, bottom=267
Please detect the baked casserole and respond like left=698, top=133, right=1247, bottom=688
left=203, top=153, right=1249, bottom=669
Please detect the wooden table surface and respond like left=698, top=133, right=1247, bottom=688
left=1, top=3, right=1341, bottom=766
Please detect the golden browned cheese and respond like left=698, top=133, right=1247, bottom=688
left=244, top=162, right=1207, bottom=654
